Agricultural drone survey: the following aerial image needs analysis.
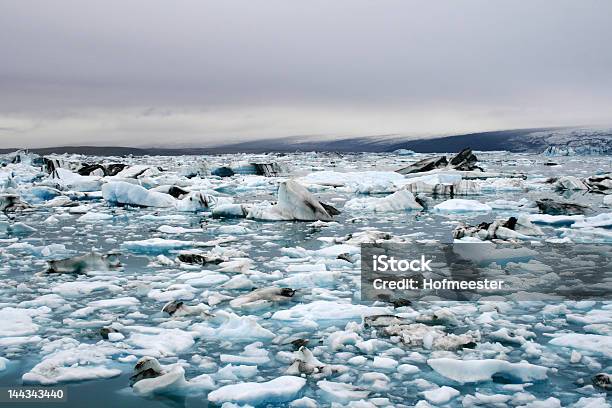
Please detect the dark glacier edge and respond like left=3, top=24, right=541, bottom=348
left=2, top=126, right=611, bottom=155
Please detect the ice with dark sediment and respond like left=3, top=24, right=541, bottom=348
left=0, top=148, right=611, bottom=407
left=247, top=179, right=339, bottom=221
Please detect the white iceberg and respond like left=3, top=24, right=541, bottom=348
left=422, top=386, right=460, bottom=404
left=121, top=238, right=194, bottom=253
left=343, top=190, right=422, bottom=212
left=207, top=375, right=306, bottom=405
left=133, top=365, right=188, bottom=396
left=77, top=212, right=113, bottom=223
left=0, top=307, right=41, bottom=337
left=212, top=203, right=250, bottom=218
left=317, top=380, right=370, bottom=403
left=434, top=199, right=492, bottom=213
left=114, top=165, right=160, bottom=179
left=272, top=300, right=391, bottom=323
left=248, top=180, right=337, bottom=221
left=555, top=176, right=589, bottom=190
left=22, top=343, right=121, bottom=385
left=102, top=181, right=175, bottom=208
left=549, top=334, right=612, bottom=357
left=192, top=311, right=275, bottom=342
left=427, top=358, right=548, bottom=384
left=126, top=328, right=195, bottom=357
left=527, top=214, right=584, bottom=225
left=298, top=170, right=404, bottom=193
left=48, top=168, right=103, bottom=192
left=572, top=213, right=612, bottom=229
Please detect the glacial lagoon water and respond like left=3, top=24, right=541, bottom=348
left=0, top=151, right=610, bottom=407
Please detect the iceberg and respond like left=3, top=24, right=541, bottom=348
left=48, top=168, right=103, bottom=192
left=298, top=171, right=404, bottom=193
left=343, top=190, right=423, bottom=212
left=549, top=334, right=612, bottom=357
left=102, top=181, right=175, bottom=208
left=133, top=366, right=188, bottom=396
left=434, top=199, right=492, bottom=213
left=248, top=180, right=338, bottom=221
left=554, top=176, right=590, bottom=191
left=428, top=358, right=548, bottom=384
left=22, top=343, right=121, bottom=385
left=208, top=375, right=305, bottom=405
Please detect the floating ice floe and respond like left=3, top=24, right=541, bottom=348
left=77, top=212, right=113, bottom=222
left=102, top=181, right=176, bottom=208
left=220, top=342, right=270, bottom=366
left=126, top=328, right=195, bottom=357
left=25, top=186, right=62, bottom=202
left=230, top=287, right=296, bottom=311
left=527, top=213, right=585, bottom=225
left=397, top=148, right=482, bottom=174
left=343, top=190, right=423, bottom=212
left=275, top=270, right=341, bottom=289
left=402, top=173, right=525, bottom=195
left=404, top=178, right=481, bottom=195
left=113, top=164, right=161, bottom=179
left=377, top=321, right=480, bottom=351
left=0, top=307, right=43, bottom=337
left=536, top=198, right=588, bottom=215
left=434, top=199, right=492, bottom=213
left=549, top=333, right=612, bottom=357
left=453, top=215, right=543, bottom=241
left=0, top=221, right=37, bottom=235
left=47, top=168, right=103, bottom=192
left=551, top=174, right=612, bottom=192
left=248, top=180, right=339, bottom=221
left=586, top=173, right=612, bottom=191
left=157, top=225, right=202, bottom=234
left=486, top=198, right=537, bottom=211
left=212, top=203, right=251, bottom=218
left=427, top=358, right=548, bottom=384
left=131, top=360, right=189, bottom=396
left=176, top=249, right=228, bottom=265
left=272, top=300, right=391, bottom=325
left=121, top=238, right=194, bottom=254
left=316, top=380, right=370, bottom=403
left=560, top=226, right=612, bottom=242
left=554, top=176, right=590, bottom=190
left=298, top=171, right=404, bottom=193
left=191, top=311, right=275, bottom=342
left=87, top=297, right=140, bottom=309
left=52, top=281, right=122, bottom=297
left=22, top=343, right=121, bottom=385
left=422, top=386, right=460, bottom=404
left=175, top=191, right=231, bottom=212
left=162, top=300, right=211, bottom=317
left=208, top=375, right=306, bottom=405
left=571, top=212, right=612, bottom=228
left=47, top=252, right=120, bottom=274
left=0, top=193, right=30, bottom=212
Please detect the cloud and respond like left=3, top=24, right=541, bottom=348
left=0, top=0, right=611, bottom=147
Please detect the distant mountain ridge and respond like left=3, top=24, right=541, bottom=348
left=1, top=126, right=610, bottom=156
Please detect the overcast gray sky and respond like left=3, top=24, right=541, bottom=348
left=1, top=0, right=611, bottom=148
